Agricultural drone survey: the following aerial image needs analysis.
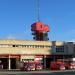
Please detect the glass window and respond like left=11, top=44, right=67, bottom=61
left=56, top=46, right=64, bottom=52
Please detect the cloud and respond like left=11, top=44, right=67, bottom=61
left=68, top=39, right=75, bottom=42
left=5, top=35, right=16, bottom=39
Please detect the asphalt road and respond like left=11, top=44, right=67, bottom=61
left=0, top=70, right=75, bottom=75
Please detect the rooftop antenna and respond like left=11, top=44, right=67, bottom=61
left=31, top=0, right=50, bottom=41
left=37, top=0, right=40, bottom=22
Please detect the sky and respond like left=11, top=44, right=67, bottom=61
left=0, top=0, right=75, bottom=41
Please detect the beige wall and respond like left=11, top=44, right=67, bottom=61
left=0, top=47, right=51, bottom=55
left=0, top=40, right=52, bottom=46
left=55, top=41, right=64, bottom=46
left=0, top=40, right=52, bottom=55
left=0, top=40, right=74, bottom=56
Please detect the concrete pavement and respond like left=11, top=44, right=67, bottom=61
left=0, top=70, right=75, bottom=75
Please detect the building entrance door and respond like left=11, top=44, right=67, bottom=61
left=0, top=55, right=20, bottom=70
left=0, top=58, right=8, bottom=69
left=46, top=56, right=54, bottom=69
left=8, top=55, right=20, bottom=70
left=11, top=58, right=16, bottom=69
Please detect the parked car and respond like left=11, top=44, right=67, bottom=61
left=36, top=63, right=43, bottom=70
left=50, top=61, right=65, bottom=70
left=20, top=61, right=35, bottom=71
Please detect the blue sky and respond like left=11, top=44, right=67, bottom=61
left=0, top=0, right=75, bottom=41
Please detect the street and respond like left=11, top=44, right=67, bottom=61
left=0, top=70, right=75, bottom=75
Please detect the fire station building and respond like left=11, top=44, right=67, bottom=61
left=0, top=39, right=74, bottom=70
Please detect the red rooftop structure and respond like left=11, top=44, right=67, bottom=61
left=31, top=22, right=50, bottom=41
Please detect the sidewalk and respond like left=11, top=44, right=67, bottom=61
left=0, top=69, right=75, bottom=75
left=0, top=69, right=75, bottom=73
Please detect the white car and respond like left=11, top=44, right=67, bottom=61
left=70, top=63, right=75, bottom=69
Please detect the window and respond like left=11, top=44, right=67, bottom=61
left=56, top=46, right=64, bottom=52
left=13, top=45, right=16, bottom=47
left=45, top=46, right=51, bottom=48
left=11, top=44, right=51, bottom=48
